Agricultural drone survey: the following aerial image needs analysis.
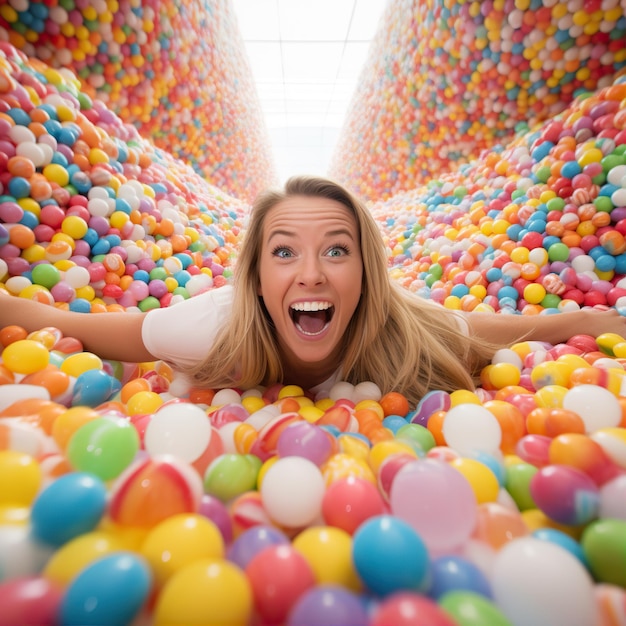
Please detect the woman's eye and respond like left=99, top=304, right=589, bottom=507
left=272, top=246, right=293, bottom=258
left=328, top=245, right=349, bottom=257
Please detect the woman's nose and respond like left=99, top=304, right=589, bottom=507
left=297, top=256, right=326, bottom=286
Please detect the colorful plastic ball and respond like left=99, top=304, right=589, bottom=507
left=390, top=459, right=477, bottom=553
left=442, top=404, right=502, bottom=456
left=292, top=525, right=361, bottom=591
left=504, top=462, right=538, bottom=511
left=140, top=513, right=224, bottom=589
left=492, top=537, right=597, bottom=626
left=108, top=456, right=203, bottom=528
left=71, top=369, right=121, bottom=407
left=154, top=558, right=252, bottom=626
left=370, top=592, right=457, bottom=626
left=471, top=502, right=529, bottom=550
left=438, top=591, right=512, bottom=626
left=260, top=456, right=325, bottom=528
left=203, top=453, right=261, bottom=502
left=562, top=385, right=622, bottom=433
left=43, top=531, right=127, bottom=586
left=428, top=555, right=492, bottom=601
left=1, top=339, right=49, bottom=375
left=245, top=544, right=316, bottom=624
left=529, top=464, right=600, bottom=526
left=450, top=457, right=500, bottom=504
left=599, top=474, right=626, bottom=520
left=532, top=528, right=588, bottom=568
left=0, top=450, right=42, bottom=506
left=352, top=515, right=430, bottom=596
left=66, top=416, right=139, bottom=481
left=59, top=552, right=152, bottom=626
left=0, top=524, right=54, bottom=581
left=321, top=475, right=386, bottom=535
left=30, top=472, right=107, bottom=547
left=0, top=575, right=63, bottom=626
left=277, top=421, right=333, bottom=466
left=582, top=519, right=626, bottom=588
left=144, top=402, right=212, bottom=463
left=226, top=525, right=290, bottom=570
left=286, top=585, right=369, bottom=626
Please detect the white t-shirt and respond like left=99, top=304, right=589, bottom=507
left=141, top=285, right=342, bottom=397
left=141, top=285, right=467, bottom=397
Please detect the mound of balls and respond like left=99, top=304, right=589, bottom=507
left=330, top=0, right=626, bottom=201
left=1, top=22, right=626, bottom=626
left=0, top=0, right=277, bottom=201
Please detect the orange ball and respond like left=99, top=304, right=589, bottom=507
left=379, top=391, right=410, bottom=417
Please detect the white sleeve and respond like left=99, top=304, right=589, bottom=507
left=141, top=285, right=234, bottom=367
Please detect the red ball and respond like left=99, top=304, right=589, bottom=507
left=520, top=232, right=544, bottom=250
left=371, top=592, right=457, bottom=626
left=322, top=476, right=386, bottom=534
left=245, top=545, right=315, bottom=624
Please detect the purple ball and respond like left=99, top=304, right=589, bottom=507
left=287, top=586, right=369, bottom=626
left=226, top=525, right=289, bottom=570
left=198, top=494, right=233, bottom=544
left=276, top=421, right=333, bottom=466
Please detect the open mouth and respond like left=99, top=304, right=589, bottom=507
left=290, top=301, right=334, bottom=336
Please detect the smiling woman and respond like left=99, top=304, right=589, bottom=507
left=2, top=175, right=625, bottom=407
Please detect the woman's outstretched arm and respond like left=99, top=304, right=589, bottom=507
left=0, top=293, right=155, bottom=363
left=465, top=308, right=626, bottom=347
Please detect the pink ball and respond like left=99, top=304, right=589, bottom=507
left=321, top=476, right=386, bottom=534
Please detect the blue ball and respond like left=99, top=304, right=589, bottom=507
left=428, top=555, right=493, bottom=600
left=352, top=515, right=430, bottom=596
left=60, top=552, right=152, bottom=626
left=532, top=528, right=588, bottom=568
left=31, top=472, right=107, bottom=546
left=72, top=369, right=122, bottom=407
left=287, top=586, right=369, bottom=626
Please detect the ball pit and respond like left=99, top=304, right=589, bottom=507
left=1, top=320, right=626, bottom=624
left=331, top=0, right=626, bottom=201
left=0, top=0, right=626, bottom=621
left=0, top=0, right=277, bottom=201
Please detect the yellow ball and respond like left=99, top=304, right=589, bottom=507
left=292, top=526, right=361, bottom=591
left=140, top=514, right=225, bottom=588
left=368, top=440, right=418, bottom=474
left=126, top=391, right=164, bottom=416
left=154, top=559, right=252, bottom=626
left=2, top=339, right=49, bottom=374
left=60, top=352, right=103, bottom=377
left=0, top=451, right=42, bottom=506
left=488, top=362, right=522, bottom=389
left=523, top=283, right=547, bottom=305
left=451, top=457, right=500, bottom=503
left=450, top=389, right=482, bottom=406
left=44, top=531, right=126, bottom=585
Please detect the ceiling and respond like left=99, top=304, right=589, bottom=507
left=231, top=0, right=389, bottom=183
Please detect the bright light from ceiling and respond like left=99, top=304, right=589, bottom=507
left=231, top=0, right=388, bottom=183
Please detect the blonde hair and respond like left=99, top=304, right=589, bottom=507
left=184, top=175, right=501, bottom=406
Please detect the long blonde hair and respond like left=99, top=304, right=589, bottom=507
left=185, top=175, right=501, bottom=406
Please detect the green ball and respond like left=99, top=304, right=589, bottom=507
left=440, top=591, right=513, bottom=626
left=396, top=423, right=436, bottom=454
left=535, top=166, right=551, bottom=183
left=31, top=263, right=61, bottom=289
left=582, top=519, right=626, bottom=587
left=540, top=294, right=561, bottom=309
left=203, top=454, right=261, bottom=502
left=138, top=296, right=161, bottom=312
left=547, top=242, right=570, bottom=263
left=504, top=462, right=537, bottom=511
left=67, top=417, right=139, bottom=481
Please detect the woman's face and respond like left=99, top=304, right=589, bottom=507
left=258, top=194, right=363, bottom=371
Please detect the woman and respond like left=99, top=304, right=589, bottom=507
left=1, top=175, right=624, bottom=406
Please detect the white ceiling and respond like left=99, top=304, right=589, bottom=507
left=231, top=0, right=388, bottom=183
